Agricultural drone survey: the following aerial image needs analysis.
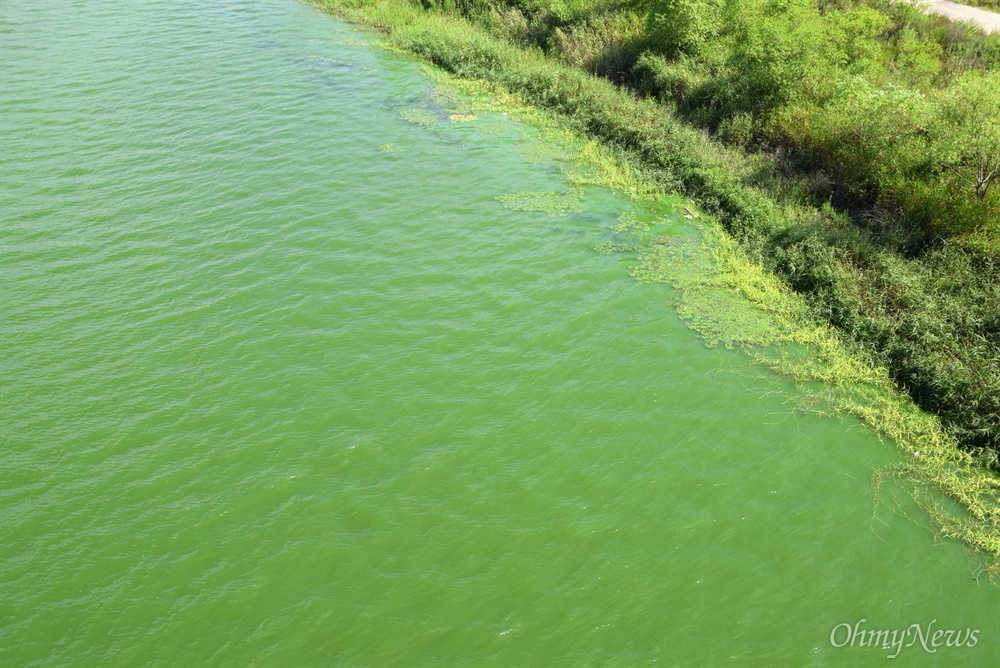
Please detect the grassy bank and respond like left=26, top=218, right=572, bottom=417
left=312, top=0, right=999, bottom=575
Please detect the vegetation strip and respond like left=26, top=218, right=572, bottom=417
left=313, top=0, right=999, bottom=578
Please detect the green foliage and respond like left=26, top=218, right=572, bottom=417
left=647, top=0, right=723, bottom=56
left=717, top=111, right=754, bottom=147
left=781, top=77, right=936, bottom=204
left=890, top=27, right=943, bottom=87
left=549, top=10, right=648, bottom=80
left=935, top=70, right=1000, bottom=207
left=632, top=51, right=703, bottom=101
left=722, top=0, right=839, bottom=114
left=823, top=4, right=891, bottom=79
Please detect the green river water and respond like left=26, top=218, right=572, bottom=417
left=1, top=1, right=997, bottom=665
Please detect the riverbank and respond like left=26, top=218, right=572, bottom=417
left=312, top=0, right=999, bottom=577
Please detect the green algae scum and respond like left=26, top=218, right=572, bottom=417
left=1, top=0, right=998, bottom=666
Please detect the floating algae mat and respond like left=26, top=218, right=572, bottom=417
left=399, top=105, right=437, bottom=125
left=1, top=0, right=997, bottom=665
left=496, top=189, right=583, bottom=217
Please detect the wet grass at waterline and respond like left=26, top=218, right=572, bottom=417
left=631, top=226, right=1000, bottom=577
left=311, top=0, right=1000, bottom=579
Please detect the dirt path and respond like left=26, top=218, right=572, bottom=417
left=920, top=0, right=1000, bottom=33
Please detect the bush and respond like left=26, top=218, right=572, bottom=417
left=890, top=27, right=944, bottom=87
left=722, top=0, right=839, bottom=116
left=784, top=77, right=936, bottom=209
left=632, top=51, right=702, bottom=101
left=935, top=71, right=1000, bottom=206
left=646, top=0, right=723, bottom=56
left=717, top=112, right=755, bottom=147
left=551, top=11, right=647, bottom=78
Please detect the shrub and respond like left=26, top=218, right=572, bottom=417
left=890, top=27, right=944, bottom=87
left=780, top=77, right=936, bottom=211
left=551, top=11, right=647, bottom=78
left=646, top=0, right=723, bottom=56
left=632, top=51, right=702, bottom=101
left=721, top=0, right=839, bottom=116
left=935, top=71, right=1000, bottom=206
left=717, top=112, right=754, bottom=147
